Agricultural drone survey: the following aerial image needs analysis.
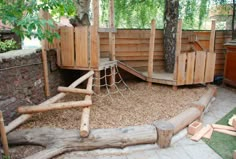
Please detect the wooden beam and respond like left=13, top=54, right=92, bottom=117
left=98, top=28, right=117, bottom=33
left=57, top=86, right=93, bottom=95
left=80, top=76, right=93, bottom=137
left=90, top=0, right=100, bottom=68
left=94, top=71, right=101, bottom=93
left=191, top=125, right=212, bottom=141
left=5, top=71, right=94, bottom=133
left=214, top=129, right=236, bottom=136
left=209, top=20, right=216, bottom=53
left=174, top=19, right=182, bottom=81
left=212, top=124, right=236, bottom=131
left=0, top=111, right=10, bottom=157
left=18, top=100, right=92, bottom=114
left=148, top=19, right=156, bottom=87
left=109, top=0, right=116, bottom=61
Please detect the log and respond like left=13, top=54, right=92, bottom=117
left=153, top=121, right=174, bottom=148
left=18, top=100, right=92, bottom=114
left=5, top=70, right=94, bottom=133
left=57, top=86, right=94, bottom=95
left=7, top=125, right=157, bottom=159
left=212, top=124, right=236, bottom=131
left=193, top=87, right=217, bottom=112
left=214, top=129, right=236, bottom=136
left=0, top=111, right=10, bottom=157
left=233, top=119, right=236, bottom=129
left=80, top=76, right=93, bottom=137
left=168, top=107, right=201, bottom=134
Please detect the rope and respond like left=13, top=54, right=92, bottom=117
left=92, top=64, right=132, bottom=101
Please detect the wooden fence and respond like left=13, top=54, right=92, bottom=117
left=177, top=51, right=216, bottom=85
left=100, top=30, right=231, bottom=76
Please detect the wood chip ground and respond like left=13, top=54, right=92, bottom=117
left=18, top=81, right=207, bottom=130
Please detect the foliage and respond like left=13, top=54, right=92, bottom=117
left=0, top=39, right=18, bottom=53
left=0, top=0, right=74, bottom=42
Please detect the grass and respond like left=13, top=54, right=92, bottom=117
left=203, top=107, right=236, bottom=159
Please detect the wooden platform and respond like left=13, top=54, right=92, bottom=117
left=118, top=61, right=176, bottom=85
left=60, top=58, right=117, bottom=71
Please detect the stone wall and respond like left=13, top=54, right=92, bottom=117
left=0, top=49, right=65, bottom=124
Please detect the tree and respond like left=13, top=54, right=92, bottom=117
left=70, top=0, right=91, bottom=26
left=163, top=0, right=179, bottom=73
left=0, top=0, right=74, bottom=42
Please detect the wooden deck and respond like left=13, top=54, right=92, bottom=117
left=118, top=61, right=176, bottom=85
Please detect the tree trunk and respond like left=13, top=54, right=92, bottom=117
left=7, top=125, right=157, bottom=159
left=163, top=0, right=179, bottom=73
left=70, top=0, right=91, bottom=26
left=232, top=0, right=236, bottom=39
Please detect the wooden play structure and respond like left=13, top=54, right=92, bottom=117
left=5, top=87, right=217, bottom=159
left=40, top=0, right=217, bottom=94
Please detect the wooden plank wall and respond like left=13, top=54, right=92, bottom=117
left=100, top=30, right=231, bottom=76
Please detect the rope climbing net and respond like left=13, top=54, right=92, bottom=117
left=92, top=64, right=133, bottom=101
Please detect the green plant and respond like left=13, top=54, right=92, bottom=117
left=0, top=39, right=18, bottom=53
left=2, top=155, right=11, bottom=159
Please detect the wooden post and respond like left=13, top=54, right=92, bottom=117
left=148, top=19, right=156, bottom=87
left=39, top=10, right=51, bottom=97
left=153, top=121, right=174, bottom=148
left=0, top=111, right=10, bottom=157
left=209, top=20, right=216, bottom=53
left=42, top=50, right=50, bottom=97
left=94, top=71, right=101, bottom=93
left=90, top=0, right=100, bottom=68
left=80, top=76, right=93, bottom=137
left=109, top=0, right=116, bottom=90
left=173, top=19, right=183, bottom=82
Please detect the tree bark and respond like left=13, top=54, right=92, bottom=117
left=70, top=0, right=91, bottom=26
left=163, top=0, right=179, bottom=73
left=232, top=0, right=236, bottom=39
left=7, top=125, right=157, bottom=159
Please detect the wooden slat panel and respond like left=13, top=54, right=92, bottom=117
left=60, top=27, right=74, bottom=67
left=194, top=51, right=206, bottom=83
left=185, top=52, right=196, bottom=84
left=204, top=52, right=216, bottom=83
left=177, top=53, right=187, bottom=85
left=75, top=27, right=88, bottom=67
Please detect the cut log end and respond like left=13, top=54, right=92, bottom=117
left=153, top=121, right=174, bottom=148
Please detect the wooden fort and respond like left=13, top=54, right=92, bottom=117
left=41, top=0, right=218, bottom=91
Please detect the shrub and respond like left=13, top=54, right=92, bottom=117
left=0, top=39, right=18, bottom=53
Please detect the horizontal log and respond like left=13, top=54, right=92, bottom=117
left=168, top=107, right=202, bottom=135
left=8, top=125, right=157, bottom=159
left=212, top=124, right=236, bottom=131
left=214, top=129, right=236, bottom=136
left=57, top=86, right=93, bottom=95
left=193, top=87, right=217, bottom=112
left=18, top=100, right=92, bottom=114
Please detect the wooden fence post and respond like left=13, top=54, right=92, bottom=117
left=148, top=19, right=156, bottom=87
left=0, top=111, right=10, bottom=157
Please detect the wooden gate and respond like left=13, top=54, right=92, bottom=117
left=177, top=51, right=216, bottom=85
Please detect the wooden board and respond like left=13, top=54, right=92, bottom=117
left=185, top=52, right=196, bottom=84
left=60, top=27, right=75, bottom=67
left=90, top=0, right=100, bottom=68
left=75, top=27, right=88, bottom=67
left=194, top=51, right=206, bottom=84
left=177, top=53, right=186, bottom=85
left=204, top=52, right=216, bottom=83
